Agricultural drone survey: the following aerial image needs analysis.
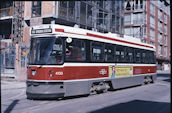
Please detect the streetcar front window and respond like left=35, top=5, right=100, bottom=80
left=29, top=37, right=64, bottom=65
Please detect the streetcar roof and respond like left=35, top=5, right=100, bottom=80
left=30, top=24, right=155, bottom=51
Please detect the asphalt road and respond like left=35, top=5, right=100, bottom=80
left=1, top=72, right=170, bottom=113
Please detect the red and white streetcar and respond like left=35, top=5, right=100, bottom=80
left=26, top=24, right=156, bottom=99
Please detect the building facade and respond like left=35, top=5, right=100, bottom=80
left=24, top=1, right=124, bottom=34
left=0, top=1, right=15, bottom=77
left=0, top=1, right=125, bottom=80
left=124, top=0, right=170, bottom=70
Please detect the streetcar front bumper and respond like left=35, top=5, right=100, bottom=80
left=26, top=81, right=65, bottom=99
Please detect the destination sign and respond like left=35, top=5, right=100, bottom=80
left=31, top=28, right=52, bottom=34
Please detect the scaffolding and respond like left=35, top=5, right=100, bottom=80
left=11, top=1, right=24, bottom=44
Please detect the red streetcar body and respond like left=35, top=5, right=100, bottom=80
left=28, top=66, right=109, bottom=80
left=28, top=65, right=156, bottom=80
left=26, top=24, right=157, bottom=99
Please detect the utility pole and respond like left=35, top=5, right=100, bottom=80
left=11, top=1, right=25, bottom=81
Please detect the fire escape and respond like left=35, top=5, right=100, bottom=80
left=12, top=1, right=24, bottom=45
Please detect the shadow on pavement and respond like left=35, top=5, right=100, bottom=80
left=88, top=100, right=170, bottom=113
left=157, top=73, right=171, bottom=83
left=163, top=78, right=171, bottom=83
left=4, top=99, right=19, bottom=113
left=157, top=73, right=170, bottom=77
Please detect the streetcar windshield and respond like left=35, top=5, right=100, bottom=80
left=29, top=37, right=64, bottom=65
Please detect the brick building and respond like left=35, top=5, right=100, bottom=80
left=124, top=0, right=170, bottom=70
left=1, top=1, right=125, bottom=80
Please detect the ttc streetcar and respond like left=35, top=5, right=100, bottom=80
left=26, top=24, right=157, bottom=99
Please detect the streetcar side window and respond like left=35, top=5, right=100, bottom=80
left=115, top=45, right=120, bottom=62
left=134, top=48, right=141, bottom=63
left=149, top=51, right=156, bottom=64
left=91, top=41, right=104, bottom=62
left=145, top=50, right=150, bottom=64
left=126, top=47, right=133, bottom=63
left=115, top=45, right=125, bottom=63
left=141, top=49, right=146, bottom=63
left=65, top=39, right=86, bottom=62
left=104, top=44, right=115, bottom=62
left=121, top=46, right=126, bottom=62
left=153, top=51, right=156, bottom=64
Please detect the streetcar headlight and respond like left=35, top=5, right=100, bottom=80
left=32, top=70, right=36, bottom=76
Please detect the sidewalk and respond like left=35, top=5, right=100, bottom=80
left=1, top=73, right=15, bottom=78
left=1, top=77, right=26, bottom=90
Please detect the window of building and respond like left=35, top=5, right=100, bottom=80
left=133, top=27, right=140, bottom=38
left=91, top=42, right=104, bottom=62
left=115, top=1, right=120, bottom=15
left=80, top=2, right=86, bottom=24
left=158, top=21, right=161, bottom=31
left=164, top=47, right=167, bottom=56
left=104, top=1, right=109, bottom=10
left=150, top=28, right=155, bottom=40
left=116, top=17, right=120, bottom=32
left=164, top=24, right=167, bottom=34
left=97, top=1, right=103, bottom=9
left=144, top=14, right=147, bottom=23
left=143, top=26, right=147, bottom=36
left=121, top=17, right=124, bottom=34
left=2, top=47, right=15, bottom=69
left=111, top=1, right=115, bottom=12
left=65, top=39, right=86, bottom=62
left=140, top=0, right=143, bottom=9
left=158, top=45, right=163, bottom=55
left=158, top=9, right=161, bottom=18
left=150, top=41, right=155, bottom=46
left=158, top=32, right=163, bottom=44
left=126, top=1, right=131, bottom=10
left=164, top=14, right=167, bottom=23
left=150, top=16, right=155, bottom=28
left=135, top=0, right=138, bottom=9
left=159, top=21, right=163, bottom=31
left=124, top=27, right=131, bottom=35
left=87, top=5, right=93, bottom=26
left=32, top=1, right=41, bottom=17
left=111, top=15, right=116, bottom=31
left=124, top=14, right=131, bottom=24
left=0, top=1, right=13, bottom=8
left=104, top=13, right=108, bottom=30
left=164, top=35, right=167, bottom=45
left=158, top=9, right=163, bottom=21
left=150, top=3, right=155, bottom=15
left=59, top=1, right=67, bottom=17
left=68, top=1, right=75, bottom=20
left=133, top=13, right=137, bottom=24
left=97, top=9, right=103, bottom=28
left=133, top=13, right=143, bottom=24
